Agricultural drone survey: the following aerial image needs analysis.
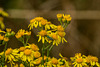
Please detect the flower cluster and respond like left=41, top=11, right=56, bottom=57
left=70, top=53, right=100, bottom=67
left=15, top=29, right=31, bottom=46
left=0, top=12, right=100, bottom=67
left=0, top=28, right=15, bottom=45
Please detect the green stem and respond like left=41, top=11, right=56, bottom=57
left=49, top=45, right=54, bottom=51
left=2, top=43, right=7, bottom=67
left=60, top=21, right=62, bottom=26
left=64, top=24, right=68, bottom=29
left=41, top=43, right=45, bottom=65
left=46, top=45, right=54, bottom=67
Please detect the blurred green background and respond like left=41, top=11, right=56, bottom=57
left=0, top=0, right=100, bottom=60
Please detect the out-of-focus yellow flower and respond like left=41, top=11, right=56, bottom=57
left=57, top=14, right=63, bottom=18
left=15, top=34, right=22, bottom=39
left=40, top=19, right=47, bottom=26
left=39, top=30, right=47, bottom=36
left=0, top=29, right=6, bottom=33
left=6, top=28, right=11, bottom=32
left=34, top=51, right=41, bottom=58
left=14, top=64, right=18, bottom=67
left=75, top=53, right=82, bottom=58
left=86, top=55, right=100, bottom=66
left=63, top=14, right=72, bottom=22
left=30, top=44, right=39, bottom=51
left=57, top=25, right=64, bottom=32
left=20, top=64, right=25, bottom=67
left=4, top=37, right=9, bottom=42
left=25, top=31, right=31, bottom=36
left=33, top=57, right=42, bottom=64
left=24, top=49, right=32, bottom=56
left=0, top=17, right=3, bottom=21
left=0, top=8, right=9, bottom=17
left=51, top=57, right=58, bottom=65
left=19, top=47, right=26, bottom=52
left=0, top=34, right=4, bottom=40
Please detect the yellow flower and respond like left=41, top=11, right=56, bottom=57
left=37, top=30, right=47, bottom=43
left=0, top=34, right=4, bottom=40
left=75, top=53, right=82, bottom=58
left=57, top=14, right=63, bottom=18
left=57, top=31, right=67, bottom=43
left=86, top=55, right=100, bottom=66
left=5, top=48, right=12, bottom=55
left=30, top=44, right=39, bottom=51
left=34, top=17, right=44, bottom=22
left=4, top=37, right=9, bottom=42
left=14, top=64, right=18, bottom=67
left=63, top=14, right=72, bottom=21
left=71, top=53, right=87, bottom=67
left=51, top=33, right=61, bottom=46
left=40, top=19, right=47, bottom=25
left=15, top=34, right=22, bottom=39
left=52, top=33, right=58, bottom=40
left=73, top=57, right=87, bottom=67
left=20, top=64, right=25, bottom=67
left=33, top=57, right=42, bottom=64
left=76, top=58, right=83, bottom=63
left=18, top=29, right=25, bottom=36
left=24, top=49, right=32, bottom=56
left=6, top=28, right=11, bottom=32
left=57, top=32, right=65, bottom=37
left=34, top=51, right=41, bottom=58
left=46, top=32, right=61, bottom=46
left=25, top=31, right=31, bottom=36
left=19, top=49, right=34, bottom=62
left=0, top=29, right=6, bottom=33
left=4, top=48, right=19, bottom=61
left=57, top=25, right=64, bottom=32
left=51, top=57, right=58, bottom=65
left=19, top=47, right=26, bottom=52
left=0, top=17, right=3, bottom=21
left=39, top=30, right=47, bottom=36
